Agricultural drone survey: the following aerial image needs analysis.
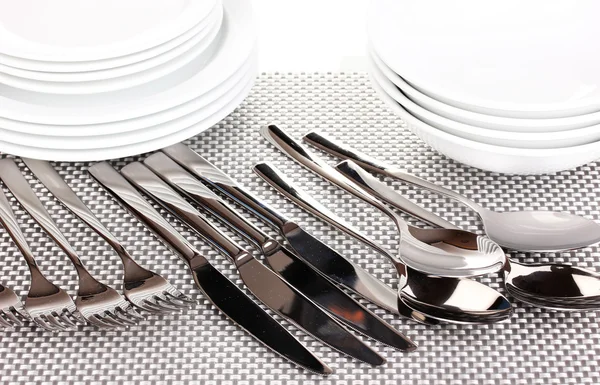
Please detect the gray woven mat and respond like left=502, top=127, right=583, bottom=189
left=0, top=73, right=599, bottom=385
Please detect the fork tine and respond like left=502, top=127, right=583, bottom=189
left=56, top=312, right=77, bottom=328
left=0, top=313, right=14, bottom=328
left=99, top=313, right=131, bottom=328
left=45, top=314, right=69, bottom=331
left=87, top=314, right=121, bottom=330
left=11, top=307, right=31, bottom=322
left=3, top=309, right=24, bottom=326
left=109, top=310, right=138, bottom=326
left=125, top=306, right=145, bottom=321
left=138, top=300, right=167, bottom=314
left=63, top=311, right=85, bottom=327
left=163, top=292, right=195, bottom=307
left=153, top=296, right=186, bottom=312
left=33, top=316, right=59, bottom=331
left=167, top=291, right=196, bottom=304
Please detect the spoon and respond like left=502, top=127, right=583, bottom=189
left=254, top=162, right=513, bottom=324
left=335, top=159, right=600, bottom=311
left=304, top=131, right=600, bottom=252
left=260, top=124, right=506, bottom=277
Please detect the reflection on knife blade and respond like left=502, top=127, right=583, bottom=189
left=143, top=152, right=416, bottom=352
left=121, top=162, right=386, bottom=366
left=88, top=162, right=333, bottom=376
left=161, top=144, right=403, bottom=315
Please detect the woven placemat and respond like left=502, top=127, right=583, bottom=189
left=0, top=73, right=598, bottom=385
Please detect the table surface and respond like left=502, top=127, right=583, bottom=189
left=0, top=73, right=599, bottom=385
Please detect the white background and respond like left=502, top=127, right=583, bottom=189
left=253, top=0, right=369, bottom=71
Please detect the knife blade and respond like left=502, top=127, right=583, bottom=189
left=161, top=143, right=401, bottom=315
left=87, top=162, right=333, bottom=375
left=143, top=152, right=416, bottom=352
left=120, top=161, right=386, bottom=366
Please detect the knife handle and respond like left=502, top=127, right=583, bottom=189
left=88, top=162, right=200, bottom=263
left=120, top=162, right=246, bottom=260
left=144, top=153, right=271, bottom=251
left=253, top=162, right=398, bottom=264
left=161, top=143, right=292, bottom=231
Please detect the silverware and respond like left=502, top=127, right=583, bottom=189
left=253, top=162, right=513, bottom=324
left=22, top=158, right=194, bottom=315
left=0, top=186, right=80, bottom=331
left=0, top=282, right=28, bottom=329
left=160, top=144, right=415, bottom=322
left=336, top=160, right=600, bottom=310
left=260, top=124, right=506, bottom=277
left=304, top=131, right=600, bottom=252
left=121, top=161, right=386, bottom=366
left=88, top=162, right=333, bottom=375
left=0, top=159, right=143, bottom=330
left=143, top=152, right=417, bottom=351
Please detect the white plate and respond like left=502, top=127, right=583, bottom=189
left=370, top=46, right=600, bottom=133
left=0, top=0, right=220, bottom=73
left=370, top=60, right=600, bottom=175
left=0, top=4, right=222, bottom=82
left=369, top=54, right=600, bottom=149
left=0, top=0, right=216, bottom=62
left=0, top=9, right=223, bottom=94
left=0, top=65, right=256, bottom=161
left=0, top=0, right=256, bottom=125
left=369, top=0, right=600, bottom=118
left=0, top=51, right=255, bottom=137
left=0, top=56, right=256, bottom=149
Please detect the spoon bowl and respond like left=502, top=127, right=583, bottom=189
left=481, top=210, right=600, bottom=252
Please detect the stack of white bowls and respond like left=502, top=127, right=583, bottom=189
left=367, top=0, right=600, bottom=174
left=0, top=0, right=257, bottom=161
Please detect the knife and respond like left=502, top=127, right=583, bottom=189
left=87, top=162, right=333, bottom=375
left=160, top=143, right=402, bottom=315
left=120, top=161, right=386, bottom=366
left=143, top=152, right=417, bottom=352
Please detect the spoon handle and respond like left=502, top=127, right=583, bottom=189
left=334, top=160, right=459, bottom=229
left=303, top=131, right=484, bottom=213
left=253, top=162, right=403, bottom=266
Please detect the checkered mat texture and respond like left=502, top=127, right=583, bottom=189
left=0, top=73, right=599, bottom=385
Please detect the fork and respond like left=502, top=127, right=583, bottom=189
left=23, top=158, right=195, bottom=315
left=0, top=186, right=81, bottom=331
left=0, top=282, right=28, bottom=329
left=0, top=159, right=143, bottom=329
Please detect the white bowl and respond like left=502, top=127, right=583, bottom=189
left=370, top=46, right=600, bottom=133
left=368, top=0, right=600, bottom=118
left=369, top=61, right=600, bottom=175
left=369, top=53, right=600, bottom=149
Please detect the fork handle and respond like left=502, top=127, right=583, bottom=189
left=89, top=162, right=200, bottom=263
left=21, top=158, right=147, bottom=276
left=162, top=143, right=292, bottom=231
left=0, top=186, right=41, bottom=272
left=0, top=159, right=89, bottom=275
left=144, top=153, right=271, bottom=251
left=120, top=162, right=245, bottom=260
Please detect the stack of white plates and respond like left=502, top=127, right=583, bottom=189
left=367, top=0, right=600, bottom=174
left=0, top=0, right=257, bottom=161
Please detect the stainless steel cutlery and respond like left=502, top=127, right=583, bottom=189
left=22, top=158, right=194, bottom=315
left=87, top=161, right=333, bottom=375
left=0, top=281, right=28, bottom=329
left=0, top=158, right=143, bottom=329
left=303, top=131, right=600, bottom=252
left=142, top=152, right=417, bottom=351
left=253, top=161, right=513, bottom=324
left=334, top=158, right=600, bottom=310
left=120, top=161, right=387, bottom=365
left=260, top=124, right=506, bottom=278
left=0, top=186, right=80, bottom=331
left=161, top=143, right=405, bottom=318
